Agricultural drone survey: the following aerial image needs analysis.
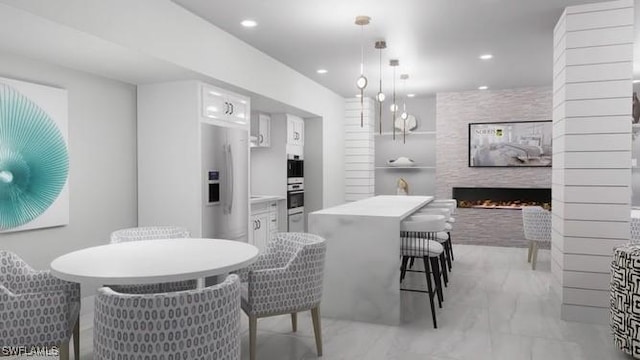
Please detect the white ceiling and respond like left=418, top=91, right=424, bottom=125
left=175, top=0, right=636, bottom=98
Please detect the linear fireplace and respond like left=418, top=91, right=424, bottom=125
left=452, top=187, right=551, bottom=210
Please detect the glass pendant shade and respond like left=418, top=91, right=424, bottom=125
left=356, top=75, right=368, bottom=89
left=401, top=111, right=408, bottom=120
left=376, top=92, right=385, bottom=102
left=390, top=103, right=398, bottom=112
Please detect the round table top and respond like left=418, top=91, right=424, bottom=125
left=50, top=238, right=259, bottom=285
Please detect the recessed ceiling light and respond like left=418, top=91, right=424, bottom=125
left=479, top=54, right=493, bottom=60
left=317, top=69, right=328, bottom=74
left=478, top=86, right=489, bottom=90
left=407, top=94, right=416, bottom=98
left=634, top=80, right=640, bottom=84
left=241, top=19, right=258, bottom=28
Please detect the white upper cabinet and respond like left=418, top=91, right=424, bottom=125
left=287, top=115, right=304, bottom=147
left=201, top=85, right=249, bottom=128
left=251, top=113, right=271, bottom=148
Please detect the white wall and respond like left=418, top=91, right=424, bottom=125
left=0, top=0, right=346, bottom=208
left=0, top=52, right=138, bottom=270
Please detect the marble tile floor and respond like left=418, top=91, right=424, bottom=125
left=21, top=245, right=633, bottom=360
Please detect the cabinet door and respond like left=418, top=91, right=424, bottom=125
left=252, top=213, right=269, bottom=251
left=269, top=211, right=278, bottom=238
left=258, top=114, right=270, bottom=147
left=296, top=118, right=304, bottom=146
left=227, top=96, right=248, bottom=125
left=287, top=117, right=296, bottom=145
left=202, top=87, right=228, bottom=120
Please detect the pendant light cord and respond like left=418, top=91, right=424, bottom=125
left=360, top=25, right=364, bottom=127
left=392, top=66, right=396, bottom=141
left=379, top=47, right=383, bottom=134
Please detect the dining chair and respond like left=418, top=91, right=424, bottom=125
left=522, top=206, right=551, bottom=270
left=631, top=216, right=640, bottom=244
left=0, top=250, right=80, bottom=360
left=93, top=274, right=241, bottom=360
left=109, top=225, right=197, bottom=293
left=240, top=232, right=326, bottom=360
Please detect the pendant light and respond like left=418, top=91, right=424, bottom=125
left=375, top=40, right=386, bottom=134
left=389, top=59, right=399, bottom=140
left=355, top=16, right=371, bottom=127
left=400, top=74, right=409, bottom=144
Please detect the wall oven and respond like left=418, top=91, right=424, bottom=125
left=287, top=182, right=304, bottom=232
left=287, top=154, right=303, bottom=184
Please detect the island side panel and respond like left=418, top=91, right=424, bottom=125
left=309, top=213, right=401, bottom=325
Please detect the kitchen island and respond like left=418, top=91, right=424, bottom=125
left=308, top=195, right=433, bottom=325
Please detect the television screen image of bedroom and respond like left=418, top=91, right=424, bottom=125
left=472, top=143, right=551, bottom=166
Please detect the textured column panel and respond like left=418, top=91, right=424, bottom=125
left=345, top=98, right=375, bottom=201
left=552, top=0, right=633, bottom=325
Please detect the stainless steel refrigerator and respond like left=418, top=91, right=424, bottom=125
left=201, top=122, right=249, bottom=241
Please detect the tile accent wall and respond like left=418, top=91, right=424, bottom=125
left=345, top=98, right=375, bottom=201
left=552, top=0, right=633, bottom=324
left=436, top=87, right=553, bottom=199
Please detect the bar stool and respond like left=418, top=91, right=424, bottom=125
left=426, top=200, right=457, bottom=262
left=410, top=211, right=452, bottom=288
left=415, top=208, right=454, bottom=273
left=400, top=214, right=447, bottom=328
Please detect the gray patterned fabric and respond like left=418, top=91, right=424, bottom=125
left=631, top=217, right=640, bottom=244
left=522, top=206, right=551, bottom=242
left=610, top=244, right=640, bottom=359
left=109, top=226, right=197, bottom=294
left=241, top=232, right=326, bottom=317
left=0, top=250, right=80, bottom=347
left=94, top=274, right=241, bottom=360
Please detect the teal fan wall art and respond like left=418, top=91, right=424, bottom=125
left=0, top=83, right=69, bottom=231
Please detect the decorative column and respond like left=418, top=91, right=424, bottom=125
left=552, top=0, right=633, bottom=323
left=345, top=98, right=375, bottom=201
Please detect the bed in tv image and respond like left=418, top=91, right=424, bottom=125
left=469, top=121, right=552, bottom=167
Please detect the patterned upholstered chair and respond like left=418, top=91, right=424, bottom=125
left=522, top=206, right=551, bottom=270
left=93, top=274, right=241, bottom=360
left=109, top=226, right=197, bottom=293
left=631, top=216, right=640, bottom=244
left=240, top=233, right=326, bottom=360
left=0, top=251, right=80, bottom=360
left=610, top=243, right=640, bottom=358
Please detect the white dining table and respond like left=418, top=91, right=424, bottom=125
left=50, top=238, right=259, bottom=286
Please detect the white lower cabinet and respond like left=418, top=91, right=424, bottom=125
left=250, top=201, right=279, bottom=251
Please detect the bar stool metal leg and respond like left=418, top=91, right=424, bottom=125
left=422, top=256, right=438, bottom=329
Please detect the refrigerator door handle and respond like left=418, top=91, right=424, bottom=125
left=223, top=144, right=230, bottom=214
left=228, top=143, right=234, bottom=213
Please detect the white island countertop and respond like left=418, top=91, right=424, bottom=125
left=311, top=195, right=433, bottom=218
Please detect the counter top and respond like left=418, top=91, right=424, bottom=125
left=311, top=195, right=433, bottom=218
left=250, top=195, right=285, bottom=205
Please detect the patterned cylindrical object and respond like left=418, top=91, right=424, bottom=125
left=610, top=244, right=640, bottom=359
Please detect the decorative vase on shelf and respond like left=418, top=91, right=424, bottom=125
left=397, top=178, right=409, bottom=195
left=387, top=156, right=415, bottom=167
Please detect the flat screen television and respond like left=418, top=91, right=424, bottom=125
left=468, top=120, right=552, bottom=167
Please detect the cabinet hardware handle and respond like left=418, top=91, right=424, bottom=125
left=259, top=134, right=264, bottom=144
left=229, top=102, right=234, bottom=114
left=224, top=102, right=229, bottom=114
